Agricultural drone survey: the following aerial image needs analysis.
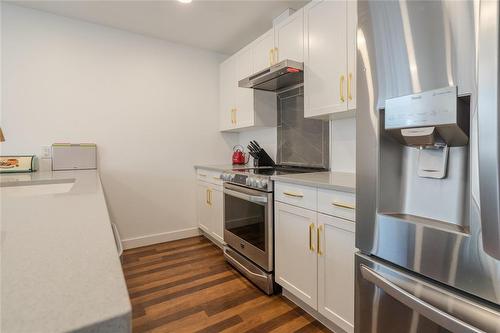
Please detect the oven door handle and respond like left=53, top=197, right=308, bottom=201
left=225, top=251, right=268, bottom=280
left=224, top=188, right=268, bottom=204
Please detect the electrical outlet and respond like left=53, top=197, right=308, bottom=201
left=40, top=145, right=52, bottom=159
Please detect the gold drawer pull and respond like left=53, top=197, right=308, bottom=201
left=213, top=176, right=220, bottom=180
left=317, top=224, right=323, bottom=256
left=283, top=191, right=304, bottom=198
left=332, top=201, right=355, bottom=210
left=340, top=75, right=345, bottom=102
left=309, top=223, right=315, bottom=252
left=348, top=72, right=353, bottom=100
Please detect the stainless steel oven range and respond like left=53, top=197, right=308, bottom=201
left=221, top=167, right=321, bottom=294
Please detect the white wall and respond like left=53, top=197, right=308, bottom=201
left=1, top=4, right=237, bottom=247
left=330, top=118, right=356, bottom=173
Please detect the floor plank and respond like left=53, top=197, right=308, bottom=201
left=122, top=236, right=332, bottom=333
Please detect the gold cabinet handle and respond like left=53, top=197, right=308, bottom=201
left=309, top=223, right=315, bottom=252
left=213, top=176, right=220, bottom=180
left=340, top=75, right=345, bottom=102
left=317, top=224, right=323, bottom=256
left=332, top=201, right=355, bottom=210
left=274, top=47, right=279, bottom=64
left=206, top=189, right=210, bottom=205
left=348, top=73, right=353, bottom=101
left=283, top=191, right=304, bottom=198
left=269, top=48, right=274, bottom=66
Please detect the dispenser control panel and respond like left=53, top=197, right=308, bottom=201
left=385, top=86, right=458, bottom=130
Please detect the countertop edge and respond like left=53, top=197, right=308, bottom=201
left=271, top=173, right=356, bottom=193
left=194, top=164, right=253, bottom=172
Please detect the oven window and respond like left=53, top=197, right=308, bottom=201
left=225, top=193, right=266, bottom=251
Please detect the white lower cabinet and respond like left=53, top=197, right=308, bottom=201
left=196, top=181, right=212, bottom=233
left=275, top=183, right=356, bottom=333
left=318, top=213, right=355, bottom=333
left=275, top=202, right=318, bottom=309
left=196, top=169, right=224, bottom=246
left=209, top=187, right=224, bottom=243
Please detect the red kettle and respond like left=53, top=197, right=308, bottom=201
left=232, top=145, right=247, bottom=165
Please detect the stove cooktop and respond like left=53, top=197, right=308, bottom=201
left=221, top=166, right=325, bottom=191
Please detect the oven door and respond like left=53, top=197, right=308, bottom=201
left=355, top=253, right=500, bottom=333
left=223, top=183, right=273, bottom=271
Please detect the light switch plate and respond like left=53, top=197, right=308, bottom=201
left=40, top=146, right=52, bottom=159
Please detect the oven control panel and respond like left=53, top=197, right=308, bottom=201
left=221, top=172, right=269, bottom=190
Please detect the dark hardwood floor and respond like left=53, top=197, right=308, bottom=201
left=122, top=236, right=332, bottom=333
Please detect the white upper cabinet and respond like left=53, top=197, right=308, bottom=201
left=347, top=0, right=357, bottom=111
left=219, top=31, right=276, bottom=132
left=219, top=57, right=237, bottom=131
left=304, top=0, right=356, bottom=119
left=235, top=46, right=255, bottom=128
left=274, top=8, right=304, bottom=63
left=252, top=29, right=275, bottom=72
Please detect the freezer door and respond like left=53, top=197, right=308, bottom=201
left=355, top=254, right=500, bottom=333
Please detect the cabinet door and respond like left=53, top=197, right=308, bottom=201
left=210, top=187, right=224, bottom=244
left=275, top=202, right=318, bottom=308
left=196, top=181, right=212, bottom=233
left=304, top=0, right=348, bottom=118
left=219, top=57, right=236, bottom=131
left=235, top=46, right=254, bottom=128
left=274, top=8, right=304, bottom=63
left=346, top=0, right=357, bottom=111
left=252, top=29, right=275, bottom=72
left=317, top=213, right=356, bottom=333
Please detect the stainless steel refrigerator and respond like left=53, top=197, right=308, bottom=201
left=355, top=1, right=500, bottom=332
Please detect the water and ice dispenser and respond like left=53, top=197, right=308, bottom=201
left=379, top=86, right=470, bottom=230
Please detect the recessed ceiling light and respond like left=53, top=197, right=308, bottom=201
left=178, top=0, right=192, bottom=3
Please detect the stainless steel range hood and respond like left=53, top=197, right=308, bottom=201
left=238, top=59, right=303, bottom=92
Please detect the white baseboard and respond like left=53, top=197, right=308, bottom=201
left=121, top=227, right=200, bottom=249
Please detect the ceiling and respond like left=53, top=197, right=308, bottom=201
left=9, top=0, right=309, bottom=55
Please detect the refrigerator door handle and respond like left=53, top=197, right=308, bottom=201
left=478, top=0, right=500, bottom=260
left=360, top=265, right=484, bottom=333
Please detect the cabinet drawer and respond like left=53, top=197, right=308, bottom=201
left=196, top=169, right=223, bottom=186
left=275, top=182, right=317, bottom=211
left=317, top=188, right=355, bottom=221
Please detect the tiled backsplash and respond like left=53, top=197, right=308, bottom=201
left=238, top=117, right=356, bottom=173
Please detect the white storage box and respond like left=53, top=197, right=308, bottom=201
left=52, top=143, right=97, bottom=171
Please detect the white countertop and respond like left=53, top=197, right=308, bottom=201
left=194, top=164, right=254, bottom=172
left=1, top=170, right=131, bottom=333
left=271, top=171, right=356, bottom=192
